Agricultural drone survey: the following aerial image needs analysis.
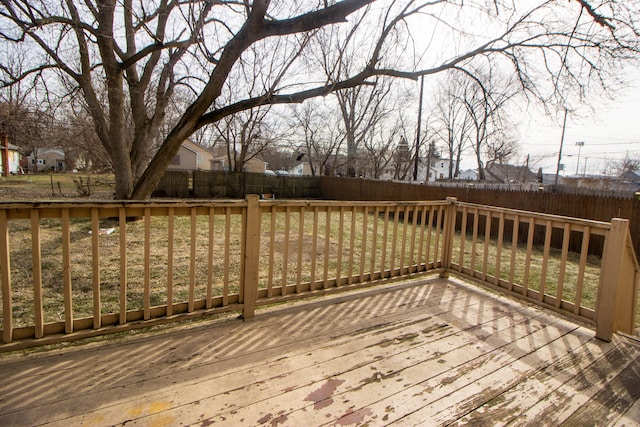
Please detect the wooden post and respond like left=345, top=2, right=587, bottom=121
left=596, top=218, right=629, bottom=341
left=242, top=195, right=260, bottom=320
left=440, top=197, right=457, bottom=278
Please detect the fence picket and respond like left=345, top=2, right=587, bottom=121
left=575, top=226, right=590, bottom=314
left=495, top=212, right=505, bottom=286
left=268, top=205, right=276, bottom=296
left=167, top=208, right=174, bottom=315
left=61, top=209, right=72, bottom=334
left=30, top=210, right=43, bottom=339
left=539, top=220, right=553, bottom=302
left=296, top=207, right=305, bottom=293
left=380, top=207, right=390, bottom=277
left=360, top=207, right=368, bottom=282
left=523, top=217, right=535, bottom=296
left=119, top=208, right=128, bottom=323
left=206, top=207, right=214, bottom=309
left=458, top=206, right=468, bottom=273
left=556, top=223, right=571, bottom=308
left=92, top=208, right=101, bottom=328
left=508, top=215, right=519, bottom=291
left=143, top=208, right=150, bottom=320
left=310, top=207, right=318, bottom=286
left=322, top=207, right=331, bottom=289
left=189, top=208, right=197, bottom=312
left=0, top=210, right=11, bottom=344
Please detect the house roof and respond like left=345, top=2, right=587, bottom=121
left=619, top=170, right=640, bottom=183
left=181, top=139, right=215, bottom=155
left=485, top=164, right=536, bottom=183
left=1, top=143, right=21, bottom=152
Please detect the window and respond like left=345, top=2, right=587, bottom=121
left=170, top=155, right=180, bottom=165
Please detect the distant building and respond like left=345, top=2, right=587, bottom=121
left=485, top=163, right=537, bottom=183
left=210, top=155, right=267, bottom=173
left=427, top=158, right=456, bottom=182
left=0, top=143, right=22, bottom=174
left=168, top=140, right=216, bottom=171
left=27, top=148, right=66, bottom=173
left=288, top=161, right=321, bottom=176
left=558, top=172, right=640, bottom=195
left=458, top=169, right=478, bottom=181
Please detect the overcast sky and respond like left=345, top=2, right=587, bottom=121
left=456, top=66, right=640, bottom=176
left=522, top=71, right=640, bottom=176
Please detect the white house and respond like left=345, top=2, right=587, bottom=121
left=0, top=143, right=22, bottom=174
left=458, top=169, right=478, bottom=181
left=414, top=157, right=457, bottom=182
left=288, top=161, right=321, bottom=176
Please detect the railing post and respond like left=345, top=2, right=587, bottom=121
left=242, top=194, right=261, bottom=320
left=439, top=197, right=457, bottom=278
left=596, top=218, right=629, bottom=341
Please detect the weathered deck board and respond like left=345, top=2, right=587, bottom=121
left=0, top=276, right=638, bottom=427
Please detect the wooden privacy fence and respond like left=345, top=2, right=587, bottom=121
left=0, top=196, right=638, bottom=350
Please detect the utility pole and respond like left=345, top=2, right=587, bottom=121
left=554, top=108, right=568, bottom=185
left=2, top=133, right=9, bottom=177
left=425, top=140, right=434, bottom=184
left=413, top=75, right=425, bottom=181
left=575, top=141, right=584, bottom=175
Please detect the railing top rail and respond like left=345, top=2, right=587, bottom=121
left=626, top=230, right=640, bottom=273
left=0, top=199, right=249, bottom=209
left=0, top=199, right=250, bottom=219
left=454, top=200, right=612, bottom=230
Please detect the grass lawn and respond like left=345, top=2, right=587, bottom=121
left=0, top=173, right=115, bottom=200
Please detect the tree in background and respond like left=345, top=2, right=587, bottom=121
left=431, top=73, right=473, bottom=180
left=288, top=100, right=346, bottom=177
left=212, top=107, right=273, bottom=172
left=460, top=69, right=517, bottom=180
left=1, top=1, right=639, bottom=198
left=612, top=153, right=640, bottom=176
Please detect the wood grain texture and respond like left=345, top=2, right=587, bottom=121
left=0, top=276, right=638, bottom=426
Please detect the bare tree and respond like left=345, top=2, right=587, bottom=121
left=431, top=74, right=473, bottom=179
left=612, top=152, right=640, bottom=176
left=212, top=106, right=274, bottom=172
left=362, top=120, right=400, bottom=179
left=454, top=68, right=517, bottom=180
left=288, top=100, right=345, bottom=176
left=1, top=1, right=638, bottom=198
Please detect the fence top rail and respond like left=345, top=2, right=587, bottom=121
left=257, top=199, right=450, bottom=209
left=454, top=200, right=613, bottom=231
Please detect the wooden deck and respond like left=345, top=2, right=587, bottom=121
left=1, top=276, right=639, bottom=426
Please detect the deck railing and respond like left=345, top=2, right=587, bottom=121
left=0, top=196, right=637, bottom=349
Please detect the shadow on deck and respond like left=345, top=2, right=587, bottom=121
left=0, top=275, right=639, bottom=426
